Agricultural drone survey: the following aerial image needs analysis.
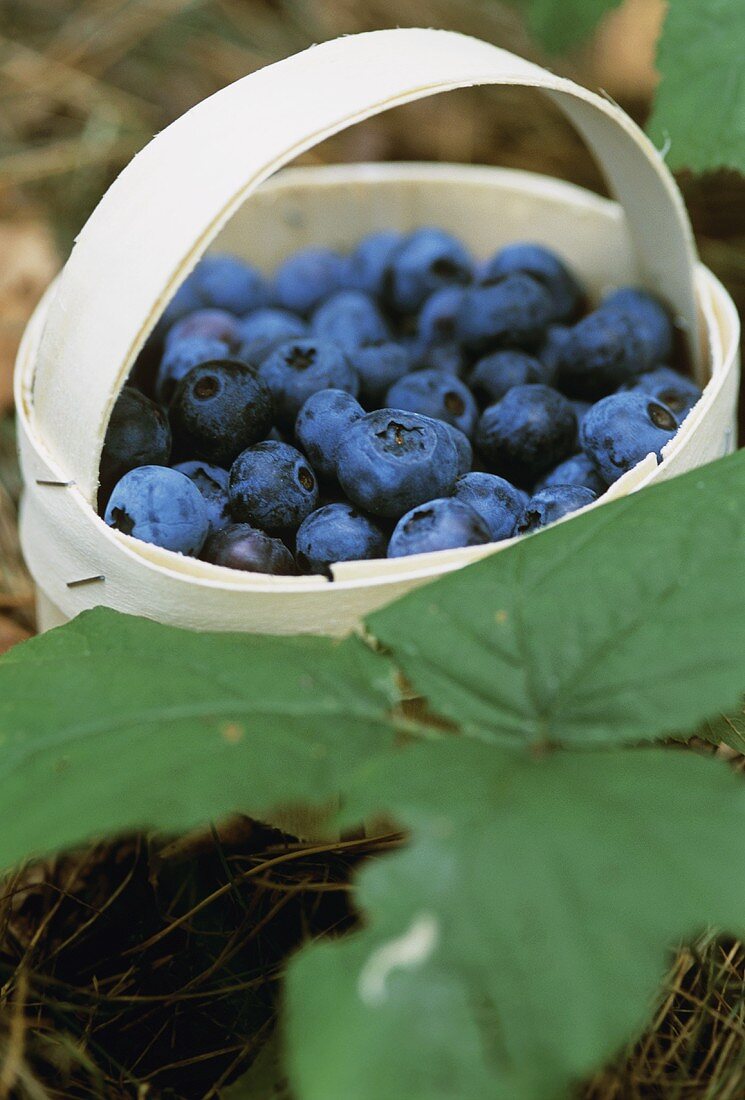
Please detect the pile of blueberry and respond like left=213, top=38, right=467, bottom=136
left=100, top=230, right=701, bottom=576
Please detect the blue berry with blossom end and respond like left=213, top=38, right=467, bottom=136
left=469, top=350, right=546, bottom=407
left=173, top=460, right=231, bottom=535
left=580, top=392, right=678, bottom=483
left=388, top=497, right=490, bottom=558
left=259, top=339, right=358, bottom=425
left=202, top=523, right=297, bottom=575
left=619, top=366, right=701, bottom=422
left=480, top=242, right=584, bottom=323
left=312, top=290, right=389, bottom=351
left=556, top=309, right=648, bottom=399
left=387, top=228, right=472, bottom=314
left=453, top=472, right=524, bottom=541
left=535, top=452, right=607, bottom=496
left=386, top=369, right=478, bottom=438
left=295, top=389, right=364, bottom=480
left=156, top=336, right=230, bottom=405
left=602, top=287, right=674, bottom=366
left=229, top=441, right=319, bottom=531
left=476, top=384, right=577, bottom=486
left=458, top=273, right=554, bottom=355
left=105, top=465, right=209, bottom=555
left=347, top=231, right=402, bottom=298
left=238, top=308, right=307, bottom=365
left=273, top=247, right=347, bottom=315
left=169, top=359, right=274, bottom=468
left=165, top=308, right=241, bottom=352
left=99, top=386, right=171, bottom=503
left=337, top=409, right=460, bottom=518
left=517, top=485, right=597, bottom=533
left=194, top=254, right=269, bottom=314
left=296, top=503, right=387, bottom=576
left=417, top=287, right=467, bottom=346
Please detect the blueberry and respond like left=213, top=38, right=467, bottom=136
left=386, top=369, right=478, bottom=438
left=469, top=350, right=546, bottom=407
left=202, top=523, right=297, bottom=575
left=410, top=340, right=468, bottom=377
left=194, top=254, right=269, bottom=314
left=601, top=287, right=674, bottom=366
left=170, top=359, right=274, bottom=468
left=457, top=273, right=554, bottom=355
left=312, top=290, right=389, bottom=351
left=480, top=243, right=583, bottom=323
left=295, top=389, right=365, bottom=480
left=230, top=441, right=319, bottom=530
left=347, top=231, right=403, bottom=298
left=475, top=384, right=577, bottom=486
left=619, top=366, right=701, bottom=421
left=417, top=287, right=467, bottom=345
left=388, top=497, right=491, bottom=558
left=259, top=339, right=358, bottom=425
left=104, top=465, right=209, bottom=555
left=273, top=247, right=347, bottom=315
left=452, top=472, right=524, bottom=541
left=517, top=485, right=597, bottom=533
left=237, top=308, right=307, bottom=364
left=99, top=386, right=171, bottom=503
left=445, top=425, right=473, bottom=476
left=296, top=503, right=387, bottom=575
left=534, top=453, right=607, bottom=496
left=156, top=336, right=231, bottom=405
left=386, top=228, right=472, bottom=314
left=173, top=460, right=231, bottom=535
left=539, top=324, right=571, bottom=383
left=165, top=308, right=242, bottom=351
left=580, top=392, right=678, bottom=483
left=336, top=409, right=460, bottom=518
left=556, top=309, right=647, bottom=399
left=353, top=342, right=413, bottom=406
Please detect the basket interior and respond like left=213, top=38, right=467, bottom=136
left=101, top=162, right=717, bottom=581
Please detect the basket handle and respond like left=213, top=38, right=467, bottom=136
left=30, top=28, right=702, bottom=503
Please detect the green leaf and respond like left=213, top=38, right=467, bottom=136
left=367, top=453, right=745, bottom=748
left=647, top=0, right=745, bottom=173
left=510, top=0, right=623, bottom=52
left=286, top=742, right=745, bottom=1100
left=697, top=706, right=745, bottom=754
left=0, top=608, right=397, bottom=868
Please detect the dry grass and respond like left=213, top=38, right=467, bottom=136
left=584, top=936, right=745, bottom=1100
left=0, top=824, right=400, bottom=1098
left=0, top=1, right=744, bottom=1096
left=0, top=822, right=741, bottom=1099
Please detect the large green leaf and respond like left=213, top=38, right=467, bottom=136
left=286, top=742, right=745, bottom=1100
left=697, top=706, right=745, bottom=754
left=509, top=0, right=623, bottom=52
left=0, top=608, right=397, bottom=868
left=648, top=0, right=745, bottom=174
left=367, top=453, right=745, bottom=748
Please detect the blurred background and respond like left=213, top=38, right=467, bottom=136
left=0, top=0, right=743, bottom=631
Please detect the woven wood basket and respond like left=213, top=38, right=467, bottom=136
left=14, top=28, right=741, bottom=637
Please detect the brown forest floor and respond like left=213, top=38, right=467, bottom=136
left=0, top=1, right=744, bottom=1096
